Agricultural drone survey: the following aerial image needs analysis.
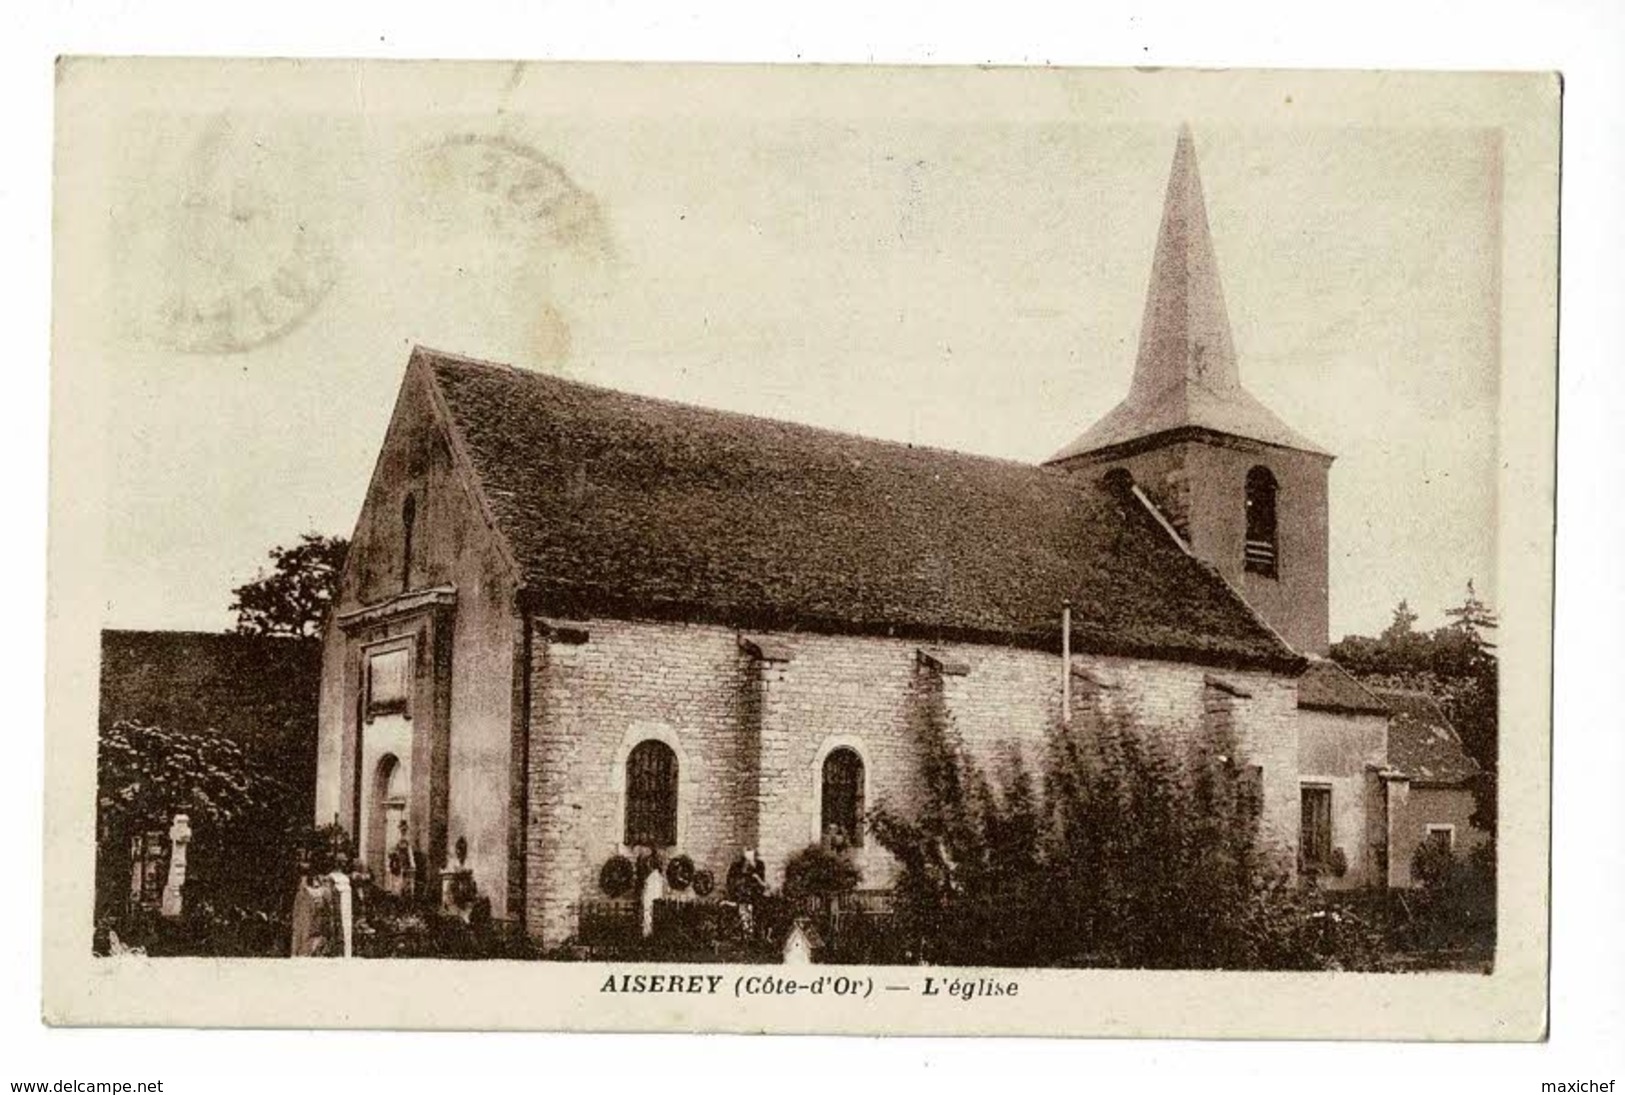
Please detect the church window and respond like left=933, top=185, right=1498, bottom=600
left=1300, top=784, right=1332, bottom=872
left=624, top=739, right=678, bottom=848
left=1244, top=466, right=1279, bottom=578
left=820, top=747, right=865, bottom=848
left=401, top=494, right=417, bottom=593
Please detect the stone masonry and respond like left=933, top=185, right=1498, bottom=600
left=522, top=617, right=1301, bottom=948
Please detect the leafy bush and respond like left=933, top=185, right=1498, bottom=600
left=1408, top=839, right=1496, bottom=951
left=96, top=718, right=303, bottom=931
left=869, top=693, right=1378, bottom=970
left=782, top=844, right=861, bottom=901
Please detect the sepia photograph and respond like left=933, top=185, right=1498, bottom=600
left=43, top=59, right=1558, bottom=1036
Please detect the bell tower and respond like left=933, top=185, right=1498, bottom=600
left=1047, top=127, right=1333, bottom=655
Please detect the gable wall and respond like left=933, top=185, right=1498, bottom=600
left=522, top=617, right=1300, bottom=947
left=316, top=367, right=521, bottom=918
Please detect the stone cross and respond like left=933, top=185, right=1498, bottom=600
left=330, top=869, right=354, bottom=958
left=160, top=813, right=192, bottom=918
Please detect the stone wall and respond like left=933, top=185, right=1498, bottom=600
left=522, top=618, right=1302, bottom=947
left=1296, top=707, right=1388, bottom=889
left=1393, top=785, right=1489, bottom=885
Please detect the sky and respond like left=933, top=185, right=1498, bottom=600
left=65, top=63, right=1501, bottom=640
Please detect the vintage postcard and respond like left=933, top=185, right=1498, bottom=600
left=44, top=60, right=1557, bottom=1037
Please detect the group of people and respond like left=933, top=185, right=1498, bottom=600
left=725, top=849, right=770, bottom=938
left=288, top=836, right=361, bottom=958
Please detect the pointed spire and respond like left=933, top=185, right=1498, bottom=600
left=1129, top=124, right=1240, bottom=401
left=1045, top=127, right=1328, bottom=463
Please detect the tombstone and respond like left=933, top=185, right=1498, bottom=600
left=128, top=830, right=164, bottom=917
left=127, top=835, right=142, bottom=912
left=639, top=860, right=666, bottom=939
left=160, top=813, right=191, bottom=919
left=329, top=869, right=354, bottom=958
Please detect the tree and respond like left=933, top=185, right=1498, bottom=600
left=1330, top=581, right=1499, bottom=831
left=1444, top=579, right=1498, bottom=656
left=229, top=533, right=348, bottom=638
left=1382, top=599, right=1419, bottom=644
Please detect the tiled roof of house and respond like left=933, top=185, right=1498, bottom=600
left=1298, top=658, right=1390, bottom=715
left=1374, top=688, right=1481, bottom=786
left=419, top=348, right=1305, bottom=672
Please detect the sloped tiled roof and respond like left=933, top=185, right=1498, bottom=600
left=1298, top=658, right=1389, bottom=715
left=1374, top=688, right=1481, bottom=786
left=418, top=348, right=1305, bottom=672
left=1049, top=381, right=1328, bottom=463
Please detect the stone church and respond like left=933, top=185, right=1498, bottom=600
left=314, top=129, right=1483, bottom=946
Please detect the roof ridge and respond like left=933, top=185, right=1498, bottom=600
left=101, top=628, right=316, bottom=642
left=1369, top=685, right=1446, bottom=701
left=415, top=345, right=1069, bottom=477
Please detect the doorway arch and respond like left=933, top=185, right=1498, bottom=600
left=366, top=753, right=408, bottom=877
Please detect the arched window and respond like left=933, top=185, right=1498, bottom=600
left=1244, top=466, right=1279, bottom=578
left=820, top=747, right=865, bottom=848
left=624, top=740, right=678, bottom=848
left=401, top=495, right=417, bottom=593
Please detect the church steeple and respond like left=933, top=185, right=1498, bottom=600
left=1048, top=127, right=1334, bottom=656
left=1047, top=126, right=1326, bottom=464
left=1130, top=124, right=1241, bottom=403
